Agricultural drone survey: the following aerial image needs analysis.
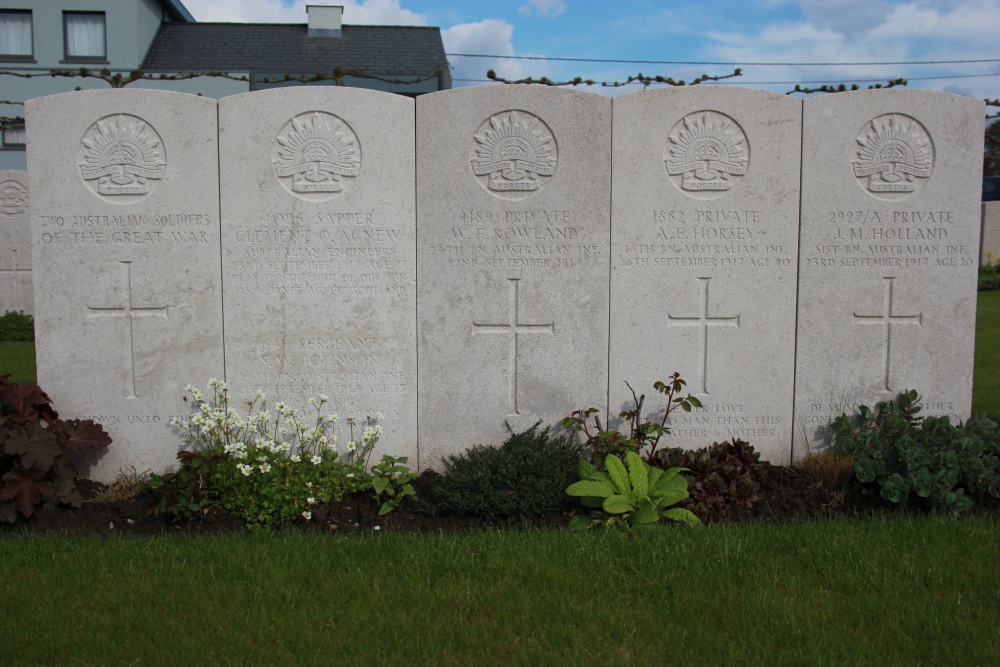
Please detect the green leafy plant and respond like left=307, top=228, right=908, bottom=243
left=0, top=375, right=112, bottom=522
left=566, top=450, right=700, bottom=530
left=656, top=439, right=763, bottom=523
left=362, top=455, right=417, bottom=516
left=430, top=422, right=582, bottom=524
left=0, top=311, right=33, bottom=341
left=151, top=380, right=383, bottom=527
left=561, top=373, right=702, bottom=466
left=831, top=390, right=1000, bottom=513
left=980, top=253, right=1000, bottom=291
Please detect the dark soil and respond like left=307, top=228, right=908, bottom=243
left=4, top=464, right=998, bottom=537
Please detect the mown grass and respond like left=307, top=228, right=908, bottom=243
left=1, top=516, right=997, bottom=665
left=973, top=290, right=1000, bottom=419
left=0, top=341, right=34, bottom=384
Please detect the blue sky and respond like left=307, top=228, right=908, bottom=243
left=182, top=0, right=1000, bottom=100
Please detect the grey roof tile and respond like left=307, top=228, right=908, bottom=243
left=141, top=23, right=448, bottom=78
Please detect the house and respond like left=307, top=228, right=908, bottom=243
left=0, top=1, right=450, bottom=169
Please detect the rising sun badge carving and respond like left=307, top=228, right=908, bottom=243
left=79, top=115, right=165, bottom=199
left=665, top=111, right=748, bottom=198
left=471, top=110, right=557, bottom=197
left=273, top=112, right=360, bottom=199
left=853, top=114, right=933, bottom=198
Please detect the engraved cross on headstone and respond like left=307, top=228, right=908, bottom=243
left=667, top=277, right=740, bottom=395
left=0, top=250, right=30, bottom=310
left=853, top=276, right=922, bottom=392
left=473, top=278, right=554, bottom=416
left=87, top=261, right=169, bottom=399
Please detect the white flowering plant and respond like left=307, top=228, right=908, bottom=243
left=153, top=379, right=384, bottom=528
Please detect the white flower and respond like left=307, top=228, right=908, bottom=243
left=208, top=378, right=219, bottom=388
left=275, top=402, right=287, bottom=412
left=290, top=454, right=301, bottom=463
left=347, top=441, right=357, bottom=452
left=346, top=472, right=355, bottom=478
left=308, top=397, right=317, bottom=405
left=302, top=511, right=312, bottom=521
left=374, top=525, right=380, bottom=531
left=259, top=463, right=271, bottom=473
left=256, top=390, right=266, bottom=398
left=376, top=412, right=384, bottom=420
left=307, top=497, right=316, bottom=505
left=311, top=455, right=322, bottom=465
left=319, top=394, right=329, bottom=403
left=238, top=463, right=252, bottom=476
left=306, top=482, right=313, bottom=488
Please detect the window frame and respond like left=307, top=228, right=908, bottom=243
left=1, top=122, right=26, bottom=150
left=62, top=10, right=107, bottom=63
left=0, top=9, right=34, bottom=62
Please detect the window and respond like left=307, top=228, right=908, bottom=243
left=0, top=10, right=32, bottom=59
left=64, top=12, right=105, bottom=61
left=1, top=123, right=26, bottom=150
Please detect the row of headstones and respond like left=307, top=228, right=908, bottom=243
left=21, top=86, right=982, bottom=482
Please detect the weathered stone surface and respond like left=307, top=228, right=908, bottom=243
left=982, top=202, right=1000, bottom=264
left=26, top=90, right=225, bottom=481
left=610, top=88, right=801, bottom=463
left=794, top=90, right=984, bottom=456
left=0, top=170, right=32, bottom=315
left=219, top=88, right=416, bottom=462
left=417, top=86, right=610, bottom=469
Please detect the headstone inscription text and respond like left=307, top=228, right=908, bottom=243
left=793, top=90, right=984, bottom=455
left=27, top=90, right=225, bottom=482
left=219, top=88, right=417, bottom=463
left=610, top=88, right=802, bottom=462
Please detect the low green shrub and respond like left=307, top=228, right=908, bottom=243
left=831, top=390, right=1000, bottom=513
left=0, top=311, right=34, bottom=342
left=980, top=253, right=1000, bottom=291
left=430, top=422, right=582, bottom=523
left=561, top=373, right=701, bottom=465
left=656, top=439, right=763, bottom=522
left=566, top=451, right=700, bottom=530
left=0, top=375, right=111, bottom=522
left=149, top=380, right=394, bottom=527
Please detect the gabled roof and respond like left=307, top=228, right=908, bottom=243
left=141, top=23, right=448, bottom=77
left=161, top=0, right=195, bottom=23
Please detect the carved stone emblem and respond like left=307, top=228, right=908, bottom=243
left=472, top=110, right=557, bottom=198
left=666, top=111, right=748, bottom=199
left=0, top=179, right=27, bottom=216
left=853, top=114, right=933, bottom=199
left=79, top=115, right=165, bottom=200
left=273, top=112, right=360, bottom=200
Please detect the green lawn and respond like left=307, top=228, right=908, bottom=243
left=973, top=291, right=1000, bottom=418
left=0, top=341, right=35, bottom=384
left=1, top=516, right=997, bottom=665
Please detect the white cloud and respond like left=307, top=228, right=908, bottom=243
left=517, top=0, right=567, bottom=19
left=442, top=19, right=552, bottom=84
left=704, top=0, right=1000, bottom=99
left=182, top=0, right=426, bottom=25
left=797, top=0, right=892, bottom=37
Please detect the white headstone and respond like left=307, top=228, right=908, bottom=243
left=219, top=88, right=417, bottom=462
left=794, top=90, right=984, bottom=455
left=610, top=88, right=802, bottom=463
left=26, top=90, right=225, bottom=481
left=0, top=170, right=32, bottom=315
left=982, top=201, right=1000, bottom=265
left=417, top=86, right=611, bottom=469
